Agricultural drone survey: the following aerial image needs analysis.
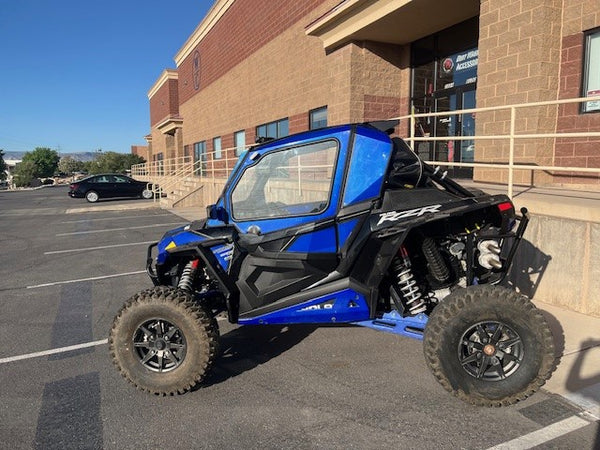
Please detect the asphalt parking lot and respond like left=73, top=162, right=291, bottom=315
left=1, top=186, right=598, bottom=449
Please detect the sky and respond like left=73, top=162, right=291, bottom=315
left=0, top=0, right=214, bottom=154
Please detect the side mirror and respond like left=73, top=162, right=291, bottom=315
left=207, top=204, right=229, bottom=224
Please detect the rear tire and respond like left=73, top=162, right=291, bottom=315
left=141, top=188, right=153, bottom=199
left=109, top=286, right=220, bottom=395
left=85, top=190, right=99, bottom=203
left=423, top=285, right=555, bottom=406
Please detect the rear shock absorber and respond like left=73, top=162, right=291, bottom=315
left=391, top=246, right=427, bottom=315
left=178, top=259, right=199, bottom=293
left=422, top=237, right=450, bottom=283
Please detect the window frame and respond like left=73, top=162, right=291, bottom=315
left=309, top=106, right=328, bottom=130
left=234, top=130, right=246, bottom=156
left=229, top=139, right=339, bottom=222
left=193, top=141, right=206, bottom=163
left=256, top=118, right=289, bottom=140
left=213, top=136, right=222, bottom=159
left=581, top=27, right=600, bottom=114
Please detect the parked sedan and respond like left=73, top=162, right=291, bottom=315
left=68, top=174, right=155, bottom=202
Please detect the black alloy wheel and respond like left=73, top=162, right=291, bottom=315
left=423, top=285, right=556, bottom=406
left=133, top=318, right=187, bottom=373
left=458, top=320, right=524, bottom=381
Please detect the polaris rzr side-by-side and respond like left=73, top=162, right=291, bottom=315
left=110, top=121, right=555, bottom=406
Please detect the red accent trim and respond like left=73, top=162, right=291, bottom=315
left=497, top=202, right=513, bottom=212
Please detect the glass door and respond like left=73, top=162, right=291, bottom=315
left=433, top=85, right=475, bottom=178
left=456, top=87, right=476, bottom=178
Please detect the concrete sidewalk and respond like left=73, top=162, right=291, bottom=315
left=534, top=301, right=600, bottom=418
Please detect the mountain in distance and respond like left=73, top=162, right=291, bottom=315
left=2, top=151, right=98, bottom=162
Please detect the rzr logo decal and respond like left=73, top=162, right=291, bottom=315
left=377, top=204, right=442, bottom=226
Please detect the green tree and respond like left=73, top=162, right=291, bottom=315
left=21, top=147, right=60, bottom=178
left=0, top=149, right=7, bottom=181
left=88, top=151, right=145, bottom=174
left=13, top=160, right=38, bottom=187
left=58, top=155, right=85, bottom=175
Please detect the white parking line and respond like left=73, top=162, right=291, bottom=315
left=56, top=222, right=184, bottom=236
left=26, top=270, right=146, bottom=289
left=60, top=213, right=172, bottom=224
left=44, top=241, right=155, bottom=255
left=0, top=339, right=109, bottom=364
left=0, top=318, right=228, bottom=365
left=486, top=414, right=594, bottom=449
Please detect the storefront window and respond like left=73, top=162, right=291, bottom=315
left=583, top=28, right=600, bottom=113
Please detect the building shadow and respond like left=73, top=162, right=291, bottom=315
left=198, top=324, right=317, bottom=388
left=503, top=238, right=551, bottom=299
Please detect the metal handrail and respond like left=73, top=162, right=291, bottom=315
left=397, top=95, right=600, bottom=198
left=130, top=96, right=600, bottom=202
left=140, top=145, right=251, bottom=203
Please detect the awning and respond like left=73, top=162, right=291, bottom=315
left=306, top=0, right=479, bottom=51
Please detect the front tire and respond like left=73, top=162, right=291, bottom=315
left=423, top=285, right=555, bottom=406
left=109, top=286, right=220, bottom=395
left=85, top=190, right=99, bottom=203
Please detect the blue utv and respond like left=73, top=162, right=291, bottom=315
left=110, top=121, right=555, bottom=406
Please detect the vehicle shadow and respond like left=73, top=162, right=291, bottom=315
left=198, top=324, right=317, bottom=388
left=503, top=238, right=551, bottom=299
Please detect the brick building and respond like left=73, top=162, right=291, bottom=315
left=140, top=0, right=600, bottom=187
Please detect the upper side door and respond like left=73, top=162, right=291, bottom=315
left=225, top=130, right=351, bottom=313
left=112, top=175, right=139, bottom=197
left=89, top=175, right=114, bottom=197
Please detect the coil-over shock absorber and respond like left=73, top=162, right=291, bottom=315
left=390, top=246, right=427, bottom=315
left=422, top=237, right=450, bottom=283
left=177, top=259, right=199, bottom=292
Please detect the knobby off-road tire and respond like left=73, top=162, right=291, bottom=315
left=109, top=286, right=220, bottom=395
left=423, top=285, right=555, bottom=407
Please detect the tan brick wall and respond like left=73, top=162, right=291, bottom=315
left=149, top=128, right=183, bottom=163
left=178, top=2, right=410, bottom=161
left=130, top=145, right=149, bottom=162
left=178, top=0, right=331, bottom=105
left=476, top=0, right=562, bottom=186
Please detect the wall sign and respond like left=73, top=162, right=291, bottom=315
left=193, top=51, right=200, bottom=90
left=439, top=48, right=478, bottom=89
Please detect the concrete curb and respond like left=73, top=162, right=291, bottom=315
left=66, top=202, right=162, bottom=214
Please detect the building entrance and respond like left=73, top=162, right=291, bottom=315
left=410, top=17, right=479, bottom=178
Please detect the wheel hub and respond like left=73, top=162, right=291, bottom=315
left=133, top=318, right=187, bottom=373
left=483, top=344, right=496, bottom=356
left=458, top=321, right=524, bottom=381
